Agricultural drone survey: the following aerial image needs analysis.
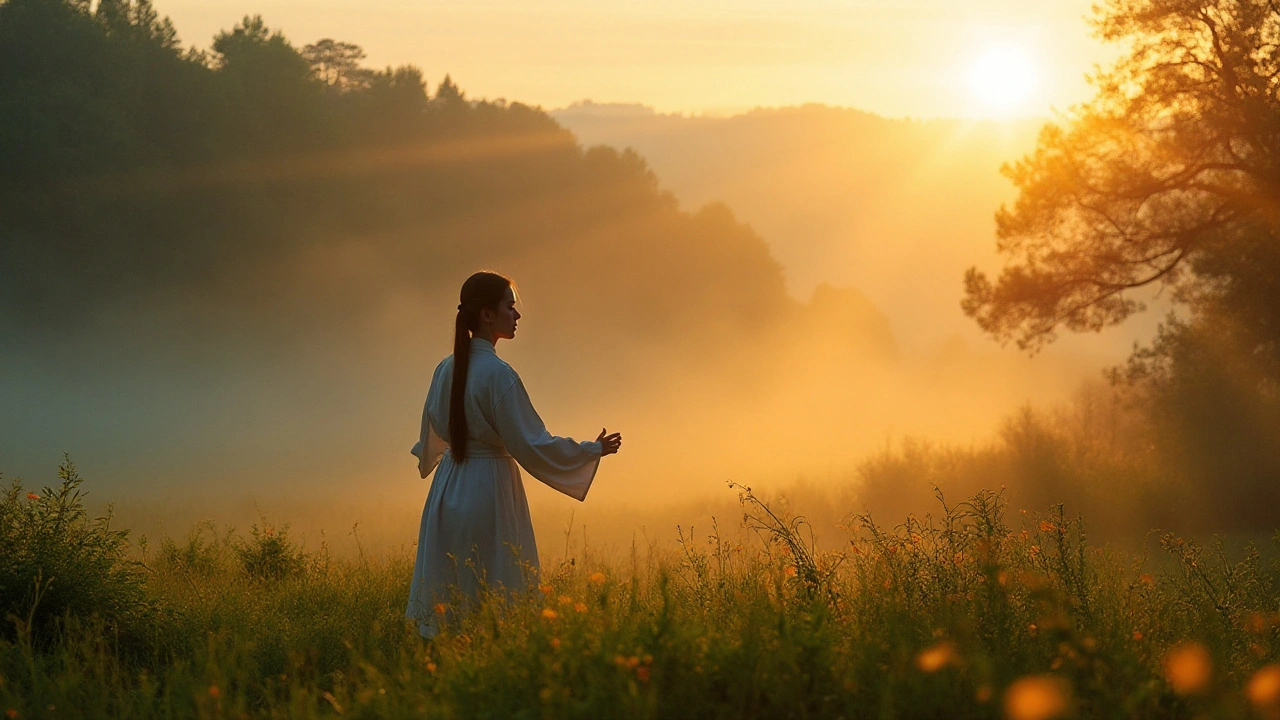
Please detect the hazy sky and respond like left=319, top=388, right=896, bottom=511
left=162, top=0, right=1113, bottom=118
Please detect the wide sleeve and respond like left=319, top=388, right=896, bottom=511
left=493, top=375, right=602, bottom=501
left=410, top=397, right=448, bottom=480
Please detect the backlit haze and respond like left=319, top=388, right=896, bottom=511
left=1, top=0, right=1155, bottom=555
left=158, top=0, right=1106, bottom=119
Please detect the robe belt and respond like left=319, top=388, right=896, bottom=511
left=446, top=444, right=513, bottom=459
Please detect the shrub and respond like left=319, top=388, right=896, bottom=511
left=235, top=518, right=308, bottom=581
left=0, top=456, right=151, bottom=646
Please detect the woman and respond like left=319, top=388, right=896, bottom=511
left=407, top=271, right=622, bottom=638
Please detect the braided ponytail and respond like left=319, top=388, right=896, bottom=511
left=448, top=271, right=512, bottom=462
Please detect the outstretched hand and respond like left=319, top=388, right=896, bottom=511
left=595, top=428, right=622, bottom=456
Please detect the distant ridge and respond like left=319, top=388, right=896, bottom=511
left=551, top=100, right=1045, bottom=350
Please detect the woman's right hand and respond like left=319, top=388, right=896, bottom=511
left=596, top=428, right=622, bottom=456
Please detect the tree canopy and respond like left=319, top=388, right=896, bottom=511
left=964, top=0, right=1280, bottom=516
left=963, top=0, right=1280, bottom=374
left=0, top=0, right=790, bottom=350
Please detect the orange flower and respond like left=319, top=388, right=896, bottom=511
left=557, top=595, right=573, bottom=606
left=636, top=666, right=650, bottom=683
left=1247, top=665, right=1280, bottom=710
left=573, top=602, right=587, bottom=613
left=625, top=656, right=640, bottom=669
left=1132, top=630, right=1144, bottom=641
left=1138, top=573, right=1155, bottom=586
left=434, top=603, right=447, bottom=615
left=550, top=637, right=561, bottom=650
left=1004, top=676, right=1070, bottom=720
left=915, top=641, right=958, bottom=673
left=25, top=493, right=38, bottom=500
left=1038, top=521, right=1056, bottom=533
left=539, top=584, right=553, bottom=595
left=784, top=566, right=797, bottom=578
left=541, top=608, right=558, bottom=620
left=589, top=572, right=606, bottom=585
left=208, top=685, right=221, bottom=699
left=1164, top=642, right=1212, bottom=696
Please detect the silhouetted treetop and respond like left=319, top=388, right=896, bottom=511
left=0, top=0, right=791, bottom=355
left=963, top=0, right=1280, bottom=367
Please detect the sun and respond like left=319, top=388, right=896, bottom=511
left=967, top=46, right=1040, bottom=117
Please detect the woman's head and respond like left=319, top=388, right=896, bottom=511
left=457, top=271, right=518, bottom=341
left=450, top=271, right=516, bottom=460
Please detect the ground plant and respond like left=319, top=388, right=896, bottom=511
left=2, top=462, right=1280, bottom=719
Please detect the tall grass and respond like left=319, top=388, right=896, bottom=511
left=2, top=462, right=1279, bottom=718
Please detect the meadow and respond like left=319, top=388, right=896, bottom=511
left=3, top=459, right=1280, bottom=720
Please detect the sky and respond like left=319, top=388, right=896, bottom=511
left=161, top=0, right=1115, bottom=118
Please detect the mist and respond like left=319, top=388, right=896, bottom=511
left=0, top=8, right=1187, bottom=557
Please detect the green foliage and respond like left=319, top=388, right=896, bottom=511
left=961, top=0, right=1280, bottom=522
left=0, top=0, right=788, bottom=374
left=0, top=474, right=1277, bottom=718
left=234, top=518, right=308, bottom=581
left=0, top=456, right=150, bottom=646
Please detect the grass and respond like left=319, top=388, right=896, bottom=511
left=2, top=463, right=1280, bottom=718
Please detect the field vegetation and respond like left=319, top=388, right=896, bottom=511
left=3, top=458, right=1279, bottom=719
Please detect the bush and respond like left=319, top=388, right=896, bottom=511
left=0, top=456, right=151, bottom=646
left=235, top=518, right=308, bottom=581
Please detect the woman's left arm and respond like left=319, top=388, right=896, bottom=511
left=493, top=376, right=602, bottom=501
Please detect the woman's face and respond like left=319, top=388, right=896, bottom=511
left=485, top=286, right=520, bottom=340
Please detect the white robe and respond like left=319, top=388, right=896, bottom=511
left=406, top=338, right=601, bottom=637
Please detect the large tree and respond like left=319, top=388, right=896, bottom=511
left=963, top=0, right=1280, bottom=377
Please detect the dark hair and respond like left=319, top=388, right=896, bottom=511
left=450, top=271, right=513, bottom=461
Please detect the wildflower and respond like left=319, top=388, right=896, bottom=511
left=589, top=572, right=606, bottom=585
left=1138, top=573, right=1155, bottom=586
left=1247, top=613, right=1273, bottom=635
left=1029, top=545, right=1041, bottom=556
left=914, top=641, right=958, bottom=673
left=426, top=662, right=437, bottom=673
left=1132, top=630, right=1143, bottom=641
left=784, top=566, right=797, bottom=578
left=1004, top=675, right=1070, bottom=720
left=557, top=595, right=572, bottom=606
left=1028, top=623, right=1038, bottom=636
left=1038, top=521, right=1056, bottom=533
left=550, top=637, right=561, bottom=650
left=434, top=603, right=447, bottom=615
left=1247, top=665, right=1280, bottom=710
left=614, top=655, right=626, bottom=666
left=541, top=608, right=558, bottom=620
left=539, top=585, right=553, bottom=595
left=1163, top=642, right=1212, bottom=696
left=626, top=656, right=640, bottom=669
left=25, top=493, right=38, bottom=501
left=573, top=602, right=587, bottom=613
left=208, top=685, right=221, bottom=699
left=636, top=666, right=650, bottom=683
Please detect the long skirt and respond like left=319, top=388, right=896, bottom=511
left=406, top=447, right=540, bottom=638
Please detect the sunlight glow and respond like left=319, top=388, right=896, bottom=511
left=968, top=46, right=1040, bottom=116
